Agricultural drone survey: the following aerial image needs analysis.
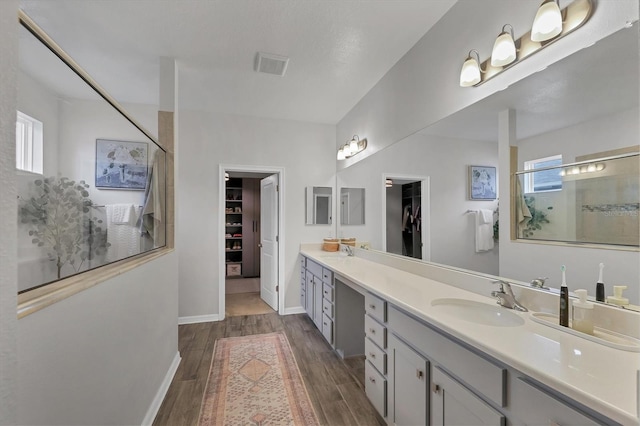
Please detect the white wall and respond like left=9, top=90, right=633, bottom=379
left=337, top=0, right=638, bottom=170
left=177, top=110, right=336, bottom=318
left=17, top=252, right=179, bottom=426
left=0, top=1, right=19, bottom=424
left=337, top=132, right=499, bottom=275
left=501, top=108, right=640, bottom=304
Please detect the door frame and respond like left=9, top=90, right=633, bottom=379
left=218, top=164, right=285, bottom=319
left=381, top=173, right=431, bottom=261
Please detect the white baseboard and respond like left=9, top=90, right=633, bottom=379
left=142, top=351, right=181, bottom=426
left=178, top=314, right=221, bottom=325
left=283, top=306, right=306, bottom=315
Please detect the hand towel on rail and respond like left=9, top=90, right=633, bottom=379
left=475, top=208, right=494, bottom=252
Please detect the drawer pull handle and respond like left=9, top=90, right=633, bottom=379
left=369, top=304, right=376, bottom=309
left=369, top=377, right=376, bottom=383
left=324, top=290, right=328, bottom=294
left=323, top=322, right=328, bottom=327
left=369, top=328, right=376, bottom=334
left=369, top=352, right=376, bottom=358
left=416, top=369, right=424, bottom=379
left=432, top=384, right=440, bottom=394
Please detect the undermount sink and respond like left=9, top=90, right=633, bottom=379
left=431, top=298, right=525, bottom=327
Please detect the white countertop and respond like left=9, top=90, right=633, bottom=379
left=300, top=247, right=639, bottom=425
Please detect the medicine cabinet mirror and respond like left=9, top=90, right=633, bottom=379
left=340, top=188, right=366, bottom=225
left=17, top=16, right=166, bottom=293
left=305, top=186, right=332, bottom=225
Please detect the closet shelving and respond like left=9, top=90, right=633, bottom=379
left=225, top=178, right=243, bottom=278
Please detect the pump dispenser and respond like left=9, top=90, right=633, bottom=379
left=607, top=286, right=629, bottom=306
left=572, top=289, right=594, bottom=335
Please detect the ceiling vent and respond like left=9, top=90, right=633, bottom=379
left=254, top=52, right=289, bottom=77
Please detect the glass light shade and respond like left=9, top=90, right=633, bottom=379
left=531, top=0, right=562, bottom=42
left=349, top=137, right=359, bottom=154
left=491, top=32, right=517, bottom=67
left=337, top=146, right=345, bottom=160
left=344, top=143, right=353, bottom=157
left=587, top=164, right=596, bottom=172
left=385, top=179, right=393, bottom=188
left=460, top=56, right=481, bottom=87
left=224, top=172, right=230, bottom=181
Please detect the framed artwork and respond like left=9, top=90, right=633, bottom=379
left=469, top=165, right=497, bottom=200
left=95, top=139, right=148, bottom=190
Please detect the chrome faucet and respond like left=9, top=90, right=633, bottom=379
left=491, top=280, right=528, bottom=312
left=530, top=277, right=549, bottom=289
left=343, top=245, right=354, bottom=257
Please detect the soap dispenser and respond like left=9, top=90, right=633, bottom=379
left=607, top=285, right=629, bottom=307
left=571, top=289, right=594, bottom=335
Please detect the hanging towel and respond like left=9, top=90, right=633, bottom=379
left=515, top=178, right=532, bottom=238
left=475, top=209, right=494, bottom=252
left=106, top=203, right=140, bottom=262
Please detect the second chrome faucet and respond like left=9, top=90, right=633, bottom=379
left=491, top=280, right=528, bottom=312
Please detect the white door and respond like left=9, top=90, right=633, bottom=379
left=260, top=175, right=279, bottom=311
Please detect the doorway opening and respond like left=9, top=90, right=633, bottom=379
left=219, top=165, right=285, bottom=319
left=382, top=174, right=430, bottom=261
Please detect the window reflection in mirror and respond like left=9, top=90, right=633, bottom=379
left=515, top=152, right=639, bottom=246
left=305, top=186, right=332, bottom=225
left=17, top=20, right=166, bottom=293
left=340, top=188, right=365, bottom=225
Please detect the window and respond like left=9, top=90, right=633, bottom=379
left=524, top=155, right=563, bottom=193
left=16, top=111, right=43, bottom=174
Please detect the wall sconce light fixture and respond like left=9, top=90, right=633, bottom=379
left=385, top=179, right=393, bottom=188
left=491, top=24, right=517, bottom=67
left=460, top=0, right=592, bottom=88
left=531, top=0, right=563, bottom=42
left=337, top=135, right=368, bottom=160
left=224, top=172, right=230, bottom=181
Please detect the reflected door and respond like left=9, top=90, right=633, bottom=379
left=260, top=175, right=278, bottom=311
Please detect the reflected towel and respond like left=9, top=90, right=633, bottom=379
left=106, top=203, right=140, bottom=262
left=475, top=209, right=494, bottom=252
left=515, top=178, right=532, bottom=237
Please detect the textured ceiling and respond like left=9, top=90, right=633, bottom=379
left=19, top=0, right=456, bottom=124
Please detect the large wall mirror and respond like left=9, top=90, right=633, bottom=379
left=336, top=23, right=639, bottom=306
left=17, top=16, right=166, bottom=293
left=340, top=188, right=365, bottom=225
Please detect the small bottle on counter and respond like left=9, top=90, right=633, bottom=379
left=572, top=289, right=594, bottom=335
left=559, top=265, right=569, bottom=327
left=607, top=285, right=629, bottom=307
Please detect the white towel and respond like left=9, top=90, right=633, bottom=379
left=106, top=204, right=140, bottom=261
left=475, top=209, right=494, bottom=252
left=107, top=203, right=135, bottom=225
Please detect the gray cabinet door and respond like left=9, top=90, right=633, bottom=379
left=313, top=276, right=323, bottom=329
left=305, top=273, right=314, bottom=320
left=389, top=335, right=429, bottom=426
left=432, top=367, right=504, bottom=426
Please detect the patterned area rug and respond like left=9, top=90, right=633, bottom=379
left=198, top=332, right=319, bottom=426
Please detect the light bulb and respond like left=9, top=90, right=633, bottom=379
left=587, top=164, right=596, bottom=172
left=531, top=0, right=562, bottom=42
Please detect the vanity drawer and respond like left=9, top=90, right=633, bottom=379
left=322, top=267, right=333, bottom=284
left=365, top=337, right=387, bottom=375
left=365, top=292, right=387, bottom=323
left=322, top=282, right=334, bottom=302
left=388, top=305, right=506, bottom=407
left=365, top=314, right=387, bottom=349
left=322, top=297, right=334, bottom=318
left=306, top=259, right=323, bottom=278
left=365, top=360, right=387, bottom=418
left=322, top=314, right=333, bottom=344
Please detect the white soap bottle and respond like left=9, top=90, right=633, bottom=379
left=606, top=285, right=629, bottom=307
left=572, top=289, right=594, bottom=335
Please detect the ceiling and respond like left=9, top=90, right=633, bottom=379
left=420, top=22, right=639, bottom=141
left=19, top=0, right=456, bottom=124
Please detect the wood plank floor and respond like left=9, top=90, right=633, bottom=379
left=153, top=313, right=385, bottom=426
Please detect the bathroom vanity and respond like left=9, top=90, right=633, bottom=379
left=300, top=245, right=639, bottom=426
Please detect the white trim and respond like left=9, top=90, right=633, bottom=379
left=381, top=173, right=431, bottom=261
left=178, top=314, right=221, bottom=325
left=283, top=306, right=307, bottom=315
left=219, top=164, right=286, bottom=319
left=141, top=351, right=181, bottom=426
